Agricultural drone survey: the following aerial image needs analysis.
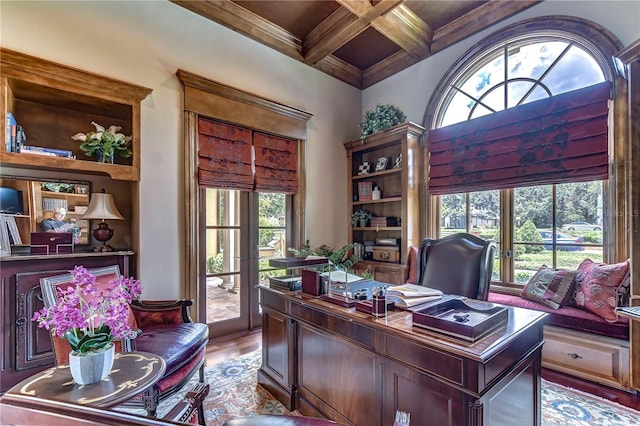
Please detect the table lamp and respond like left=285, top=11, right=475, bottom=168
left=81, top=190, right=124, bottom=252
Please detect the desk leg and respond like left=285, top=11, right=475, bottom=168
left=143, top=385, right=159, bottom=417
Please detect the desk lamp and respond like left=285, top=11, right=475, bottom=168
left=82, top=190, right=124, bottom=252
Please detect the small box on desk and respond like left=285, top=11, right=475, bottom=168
left=30, top=232, right=73, bottom=255
left=301, top=269, right=323, bottom=296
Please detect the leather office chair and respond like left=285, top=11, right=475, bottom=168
left=40, top=265, right=209, bottom=423
left=416, top=233, right=496, bottom=300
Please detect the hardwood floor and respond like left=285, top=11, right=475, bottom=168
left=205, top=328, right=261, bottom=367
left=206, top=328, right=640, bottom=411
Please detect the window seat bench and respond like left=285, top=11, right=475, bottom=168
left=488, top=291, right=631, bottom=390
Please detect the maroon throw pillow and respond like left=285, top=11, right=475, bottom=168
left=573, top=258, right=630, bottom=322
left=521, top=266, right=577, bottom=309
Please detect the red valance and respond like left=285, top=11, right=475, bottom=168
left=197, top=118, right=299, bottom=194
left=427, top=82, right=611, bottom=195
left=253, top=132, right=298, bottom=194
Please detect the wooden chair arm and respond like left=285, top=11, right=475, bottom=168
left=162, top=383, right=210, bottom=425
left=130, top=299, right=194, bottom=327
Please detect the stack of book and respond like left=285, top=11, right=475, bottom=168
left=5, top=112, right=26, bottom=153
left=21, top=145, right=75, bottom=158
left=358, top=181, right=373, bottom=201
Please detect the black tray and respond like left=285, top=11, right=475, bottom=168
left=268, top=257, right=328, bottom=269
left=412, top=299, right=508, bottom=342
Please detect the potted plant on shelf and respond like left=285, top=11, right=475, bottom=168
left=71, top=121, right=133, bottom=164
left=32, top=265, right=142, bottom=384
left=351, top=209, right=373, bottom=227
left=359, top=104, right=407, bottom=140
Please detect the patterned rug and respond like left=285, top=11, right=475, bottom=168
left=117, top=349, right=640, bottom=425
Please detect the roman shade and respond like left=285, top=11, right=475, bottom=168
left=427, top=81, right=612, bottom=195
left=198, top=117, right=298, bottom=194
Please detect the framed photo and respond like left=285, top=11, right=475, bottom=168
left=375, top=157, right=388, bottom=172
left=358, top=162, right=371, bottom=175
left=394, top=153, right=402, bottom=168
left=0, top=216, right=10, bottom=256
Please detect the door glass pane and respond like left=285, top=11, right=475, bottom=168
left=205, top=188, right=241, bottom=324
left=440, top=193, right=467, bottom=236
left=258, top=192, right=287, bottom=286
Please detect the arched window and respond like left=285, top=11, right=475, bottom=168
left=423, top=16, right=623, bottom=286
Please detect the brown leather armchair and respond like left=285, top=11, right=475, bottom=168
left=40, top=265, right=209, bottom=422
left=416, top=233, right=496, bottom=300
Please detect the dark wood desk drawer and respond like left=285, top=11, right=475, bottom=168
left=291, top=302, right=376, bottom=349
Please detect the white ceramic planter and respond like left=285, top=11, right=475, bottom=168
left=68, top=344, right=115, bottom=385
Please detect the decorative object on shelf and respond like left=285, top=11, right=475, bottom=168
left=359, top=104, right=407, bottom=140
left=81, top=190, right=124, bottom=252
left=372, top=186, right=381, bottom=200
left=72, top=121, right=133, bottom=163
left=351, top=209, right=373, bottom=227
left=375, top=156, right=389, bottom=171
left=358, top=161, right=371, bottom=175
left=31, top=265, right=142, bottom=384
left=394, top=153, right=403, bottom=168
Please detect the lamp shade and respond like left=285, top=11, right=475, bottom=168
left=82, top=193, right=124, bottom=221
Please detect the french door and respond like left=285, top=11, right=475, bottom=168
left=200, top=189, right=288, bottom=338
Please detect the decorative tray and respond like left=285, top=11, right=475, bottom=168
left=412, top=299, right=508, bottom=343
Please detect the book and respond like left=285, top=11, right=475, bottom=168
left=14, top=125, right=25, bottom=153
left=386, top=284, right=443, bottom=308
left=5, top=112, right=16, bottom=152
left=22, top=145, right=74, bottom=158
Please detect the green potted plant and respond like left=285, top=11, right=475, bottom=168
left=359, top=104, right=407, bottom=140
left=72, top=121, right=133, bottom=163
left=289, top=240, right=360, bottom=272
left=351, top=209, right=373, bottom=227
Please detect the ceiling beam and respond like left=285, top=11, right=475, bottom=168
left=171, top=0, right=303, bottom=60
left=371, top=4, right=433, bottom=58
left=304, top=0, right=403, bottom=65
left=431, top=0, right=543, bottom=53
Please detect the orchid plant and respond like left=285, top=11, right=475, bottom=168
left=72, top=121, right=133, bottom=162
left=32, top=266, right=142, bottom=354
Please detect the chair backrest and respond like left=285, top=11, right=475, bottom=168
left=416, top=233, right=496, bottom=300
left=39, top=265, right=135, bottom=364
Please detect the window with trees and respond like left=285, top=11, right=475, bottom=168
left=426, top=17, right=621, bottom=287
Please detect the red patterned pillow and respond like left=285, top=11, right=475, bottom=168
left=405, top=246, right=420, bottom=284
left=573, top=258, right=630, bottom=322
left=521, top=266, right=577, bottom=309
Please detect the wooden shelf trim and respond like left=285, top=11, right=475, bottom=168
left=352, top=168, right=401, bottom=181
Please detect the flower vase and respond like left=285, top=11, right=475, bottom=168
left=68, top=344, right=115, bottom=385
left=96, top=150, right=114, bottom=164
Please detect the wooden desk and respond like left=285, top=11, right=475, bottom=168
left=4, top=351, right=165, bottom=408
left=257, top=285, right=546, bottom=426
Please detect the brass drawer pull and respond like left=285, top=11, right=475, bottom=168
left=567, top=352, right=583, bottom=359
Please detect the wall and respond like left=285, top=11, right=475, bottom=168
left=0, top=1, right=362, bottom=299
left=363, top=0, right=640, bottom=124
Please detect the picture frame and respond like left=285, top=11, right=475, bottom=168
left=375, top=157, right=388, bottom=172
left=394, top=153, right=402, bottom=168
left=0, top=216, right=11, bottom=256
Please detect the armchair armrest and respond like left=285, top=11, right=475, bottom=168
left=162, top=383, right=210, bottom=425
left=130, top=299, right=195, bottom=328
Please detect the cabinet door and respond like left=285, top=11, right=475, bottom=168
left=354, top=261, right=406, bottom=285
left=15, top=271, right=63, bottom=370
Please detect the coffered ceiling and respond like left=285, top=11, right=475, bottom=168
left=172, top=0, right=543, bottom=89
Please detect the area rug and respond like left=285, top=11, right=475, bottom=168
left=117, top=349, right=640, bottom=425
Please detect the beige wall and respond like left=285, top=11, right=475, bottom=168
left=1, top=1, right=638, bottom=299
left=0, top=1, right=362, bottom=299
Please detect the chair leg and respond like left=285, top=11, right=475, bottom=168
left=143, top=385, right=160, bottom=417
